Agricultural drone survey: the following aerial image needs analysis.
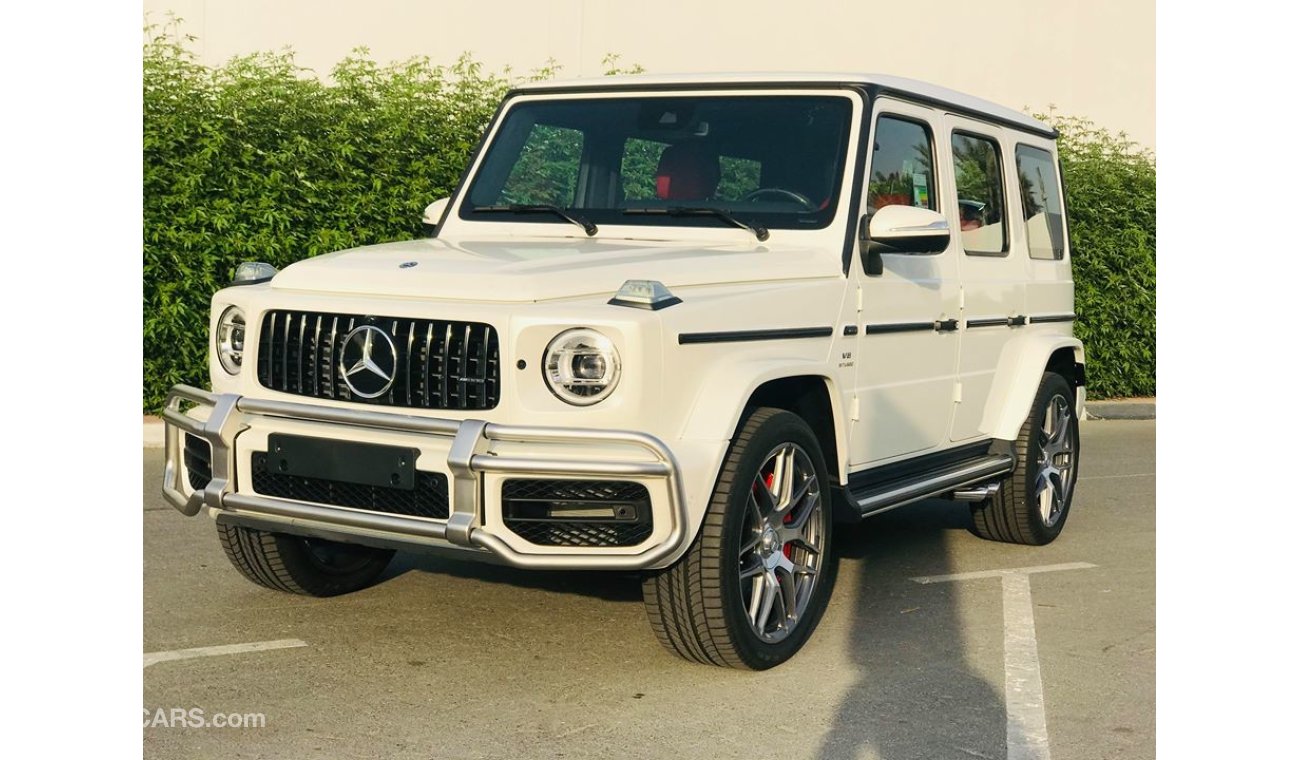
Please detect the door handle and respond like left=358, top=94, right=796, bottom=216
left=934, top=319, right=959, bottom=332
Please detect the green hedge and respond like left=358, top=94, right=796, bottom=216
left=144, top=29, right=1154, bottom=410
left=1038, top=112, right=1156, bottom=398
left=144, top=29, right=518, bottom=409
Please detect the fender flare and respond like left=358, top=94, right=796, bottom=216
left=679, top=358, right=849, bottom=478
left=979, top=333, right=1085, bottom=440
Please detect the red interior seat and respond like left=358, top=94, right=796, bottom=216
left=655, top=142, right=721, bottom=201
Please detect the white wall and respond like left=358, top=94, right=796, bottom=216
left=144, top=0, right=1154, bottom=147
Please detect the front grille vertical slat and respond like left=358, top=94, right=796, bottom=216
left=310, top=314, right=322, bottom=397
left=341, top=317, right=356, bottom=402
left=281, top=312, right=292, bottom=391
left=405, top=319, right=416, bottom=407
left=256, top=310, right=498, bottom=411
left=296, top=313, right=308, bottom=393
left=458, top=323, right=471, bottom=410
left=266, top=312, right=279, bottom=388
left=400, top=316, right=410, bottom=405
left=326, top=316, right=339, bottom=398
left=440, top=323, right=452, bottom=407
left=476, top=323, right=490, bottom=409
left=422, top=322, right=435, bottom=409
left=387, top=319, right=398, bottom=405
left=486, top=327, right=499, bottom=408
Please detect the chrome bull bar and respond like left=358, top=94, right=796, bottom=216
left=160, top=384, right=690, bottom=570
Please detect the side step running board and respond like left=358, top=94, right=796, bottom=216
left=848, top=454, right=1014, bottom=518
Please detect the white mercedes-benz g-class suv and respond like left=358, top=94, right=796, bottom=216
left=162, top=73, right=1083, bottom=670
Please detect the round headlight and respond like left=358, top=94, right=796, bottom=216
left=216, top=306, right=246, bottom=375
left=543, top=328, right=621, bottom=406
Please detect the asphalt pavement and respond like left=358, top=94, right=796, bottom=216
left=143, top=420, right=1155, bottom=760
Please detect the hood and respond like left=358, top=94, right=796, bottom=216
left=270, top=236, right=843, bottom=302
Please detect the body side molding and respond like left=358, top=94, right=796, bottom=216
left=862, top=321, right=934, bottom=335
left=678, top=327, right=834, bottom=345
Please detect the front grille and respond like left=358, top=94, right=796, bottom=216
left=184, top=434, right=212, bottom=491
left=502, top=479, right=653, bottom=547
left=251, top=452, right=450, bottom=520
left=256, top=310, right=499, bottom=410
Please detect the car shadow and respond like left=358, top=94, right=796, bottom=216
left=375, top=496, right=1012, bottom=758
left=819, top=499, right=1008, bottom=759
left=380, top=549, right=645, bottom=603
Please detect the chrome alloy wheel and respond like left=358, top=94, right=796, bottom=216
left=738, top=443, right=825, bottom=643
left=1036, top=394, right=1077, bottom=528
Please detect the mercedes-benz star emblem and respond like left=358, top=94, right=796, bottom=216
left=339, top=325, right=398, bottom=399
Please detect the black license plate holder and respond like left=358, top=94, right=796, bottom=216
left=266, top=434, right=419, bottom=490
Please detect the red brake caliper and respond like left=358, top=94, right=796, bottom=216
left=765, top=471, right=795, bottom=558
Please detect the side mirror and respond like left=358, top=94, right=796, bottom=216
left=859, top=205, right=951, bottom=275
left=422, top=197, right=450, bottom=236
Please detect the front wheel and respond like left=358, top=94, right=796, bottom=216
left=642, top=408, right=836, bottom=669
left=217, top=523, right=394, bottom=597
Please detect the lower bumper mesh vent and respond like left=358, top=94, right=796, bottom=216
left=502, top=479, right=653, bottom=547
left=251, top=452, right=450, bottom=520
left=184, top=434, right=213, bottom=491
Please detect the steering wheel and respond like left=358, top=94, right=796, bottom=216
left=741, top=187, right=818, bottom=211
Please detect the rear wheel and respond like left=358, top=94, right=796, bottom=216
left=970, top=372, right=1080, bottom=545
left=217, top=523, right=394, bottom=597
left=642, top=408, right=836, bottom=669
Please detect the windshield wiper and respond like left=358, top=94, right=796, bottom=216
left=623, top=206, right=769, bottom=242
left=473, top=204, right=598, bottom=236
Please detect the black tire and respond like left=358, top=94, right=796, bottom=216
left=216, top=523, right=394, bottom=597
left=642, top=408, right=837, bottom=669
left=970, top=372, right=1080, bottom=545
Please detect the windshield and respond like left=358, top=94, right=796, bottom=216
left=460, top=94, right=854, bottom=232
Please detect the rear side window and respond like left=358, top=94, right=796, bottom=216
left=951, top=132, right=1007, bottom=255
left=867, top=116, right=936, bottom=212
left=1015, top=145, right=1066, bottom=260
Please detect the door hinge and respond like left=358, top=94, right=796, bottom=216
left=855, top=284, right=863, bottom=312
left=959, top=287, right=966, bottom=310
left=850, top=395, right=860, bottom=421
left=953, top=382, right=963, bottom=403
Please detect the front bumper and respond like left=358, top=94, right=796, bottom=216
left=161, top=384, right=690, bottom=570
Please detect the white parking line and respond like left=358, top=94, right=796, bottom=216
left=911, top=561, right=1096, bottom=585
left=144, top=638, right=308, bottom=668
left=911, top=562, right=1097, bottom=760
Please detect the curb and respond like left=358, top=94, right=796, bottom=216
left=1084, top=399, right=1155, bottom=421
left=144, top=416, right=164, bottom=448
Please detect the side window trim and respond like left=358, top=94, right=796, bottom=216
left=951, top=128, right=1010, bottom=258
